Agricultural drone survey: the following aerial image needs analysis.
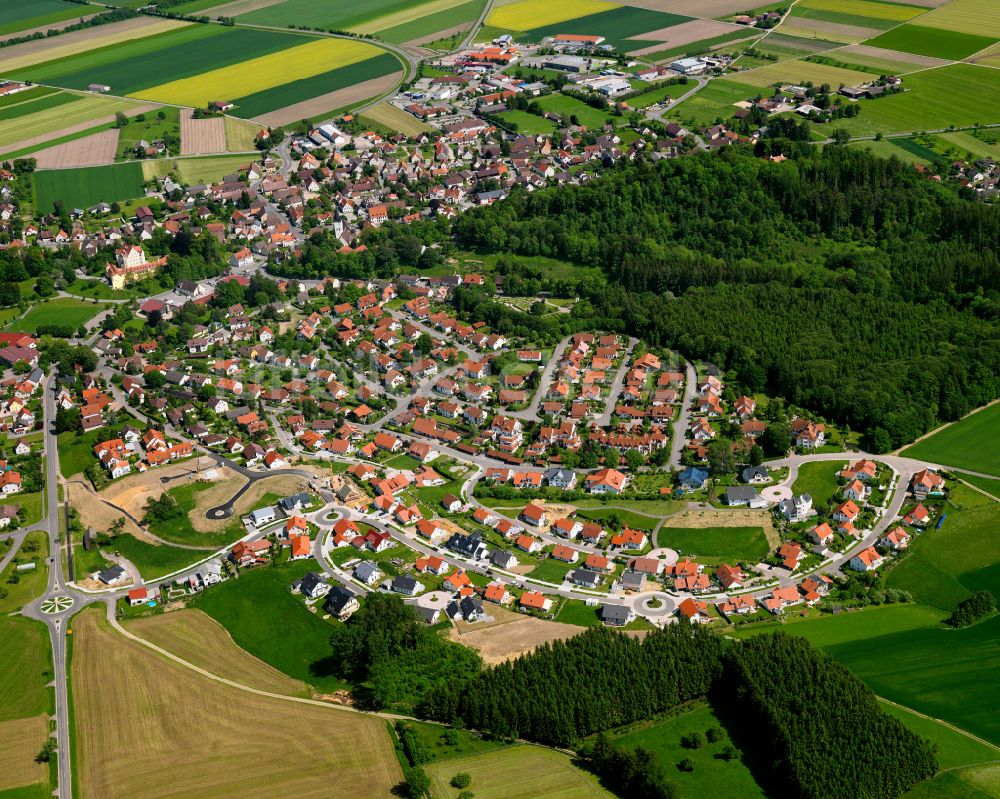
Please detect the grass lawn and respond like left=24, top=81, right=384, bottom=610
left=612, top=702, right=767, bottom=798
left=191, top=559, right=349, bottom=691
left=0, top=532, right=48, bottom=613
left=885, top=486, right=1000, bottom=611
left=901, top=402, right=1000, bottom=477
left=526, top=556, right=575, bottom=584
left=956, top=472, right=1000, bottom=500
left=628, top=82, right=690, bottom=109
left=555, top=599, right=603, bottom=627
left=0, top=784, right=54, bottom=799
left=668, top=78, right=761, bottom=127
left=424, top=744, right=613, bottom=799
left=0, top=616, right=52, bottom=721
left=116, top=107, right=180, bottom=159
left=8, top=298, right=109, bottom=335
left=145, top=481, right=239, bottom=548
left=574, top=506, right=658, bottom=531
left=57, top=429, right=103, bottom=478
left=107, top=533, right=209, bottom=581
left=791, top=460, right=842, bottom=508
left=657, top=526, right=769, bottom=564
left=880, top=700, right=999, bottom=772
left=63, top=279, right=140, bottom=300
left=535, top=93, right=616, bottom=129
left=498, top=109, right=557, bottom=134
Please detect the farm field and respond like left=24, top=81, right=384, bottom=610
left=0, top=17, right=190, bottom=74
left=180, top=113, right=226, bottom=156
left=862, top=23, right=997, bottom=60
left=828, top=64, right=1000, bottom=136
left=641, top=27, right=759, bottom=61
left=486, top=0, right=617, bottom=31
left=727, top=57, right=878, bottom=86
left=33, top=163, right=144, bottom=214
left=376, top=0, right=488, bottom=44
left=141, top=154, right=252, bottom=184
left=955, top=472, right=1000, bottom=500
left=0, top=95, right=149, bottom=154
left=794, top=0, right=928, bottom=22
left=0, top=0, right=89, bottom=37
left=847, top=137, right=930, bottom=164
left=612, top=702, right=768, bottom=799
left=657, top=526, right=769, bottom=564
left=190, top=559, right=350, bottom=691
left=535, top=93, right=616, bottom=128
left=901, top=402, right=1000, bottom=476
left=916, top=0, right=1000, bottom=37
left=70, top=608, right=402, bottom=799
left=30, top=129, right=120, bottom=169
left=9, top=297, right=111, bottom=333
left=223, top=115, right=262, bottom=150
left=0, top=92, right=77, bottom=123
left=497, top=109, right=558, bottom=133
left=822, top=43, right=949, bottom=73
left=361, top=102, right=433, bottom=136
left=424, top=745, right=613, bottom=799
left=0, top=716, right=49, bottom=795
left=126, top=609, right=311, bottom=697
left=667, top=78, right=762, bottom=125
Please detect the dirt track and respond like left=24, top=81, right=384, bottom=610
left=31, top=129, right=119, bottom=168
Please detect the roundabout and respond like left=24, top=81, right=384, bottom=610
left=40, top=595, right=75, bottom=615
left=629, top=591, right=676, bottom=619
left=762, top=483, right=793, bottom=503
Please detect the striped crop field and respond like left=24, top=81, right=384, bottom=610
left=0, top=95, right=146, bottom=152
left=916, top=0, right=1000, bottom=38
left=352, top=0, right=475, bottom=34
left=486, top=0, right=618, bottom=31
left=0, top=0, right=89, bottom=37
left=795, top=0, right=928, bottom=22
left=132, top=37, right=385, bottom=108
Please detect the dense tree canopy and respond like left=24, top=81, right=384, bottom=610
left=453, top=148, right=1000, bottom=447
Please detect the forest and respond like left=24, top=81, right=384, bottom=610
left=450, top=147, right=1000, bottom=448
left=414, top=626, right=936, bottom=799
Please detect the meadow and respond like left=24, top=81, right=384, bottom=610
left=0, top=617, right=51, bottom=721
left=0, top=0, right=87, bottom=36
left=791, top=460, right=843, bottom=508
left=142, top=154, right=253, bottom=185
left=71, top=608, right=402, bottom=799
left=535, top=94, right=616, bottom=128
left=10, top=297, right=112, bottom=333
left=829, top=64, right=1000, bottom=136
left=376, top=0, right=488, bottom=44
left=109, top=534, right=209, bottom=581
left=361, top=102, right=433, bottom=136
left=0, top=532, right=49, bottom=615
left=424, top=745, right=613, bottom=799
left=862, top=23, right=997, bottom=60
left=657, top=526, right=769, bottom=564
left=916, top=0, right=1000, bottom=38
left=728, top=57, right=878, bottom=86
left=667, top=78, right=760, bottom=126
left=613, top=703, right=768, bottom=798
left=794, top=0, right=927, bottom=22
left=901, top=402, right=1000, bottom=476
left=127, top=609, right=310, bottom=696
left=191, top=559, right=349, bottom=691
left=498, top=109, right=559, bottom=134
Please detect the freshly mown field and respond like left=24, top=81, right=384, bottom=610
left=0, top=0, right=87, bottom=37
left=126, top=609, right=310, bottom=696
left=361, top=102, right=433, bottom=135
left=497, top=109, right=558, bottom=133
left=424, top=745, right=613, bottom=799
left=829, top=64, right=1000, bottom=136
left=613, top=703, right=768, bottom=798
left=10, top=297, right=111, bottom=332
left=656, top=526, right=769, bottom=564
left=0, top=617, right=51, bottom=721
left=863, top=23, right=997, bottom=60
left=916, top=0, right=1000, bottom=37
left=0, top=87, right=58, bottom=110
left=191, top=560, right=349, bottom=691
left=141, top=154, right=252, bottom=184
left=727, top=57, right=878, bottom=86
left=794, top=0, right=927, bottom=22
left=901, top=402, right=1000, bottom=476
left=0, top=716, right=49, bottom=795
left=0, top=92, right=77, bottom=123
left=71, top=608, right=402, bottom=799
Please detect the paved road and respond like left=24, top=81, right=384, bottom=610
left=505, top=335, right=571, bottom=421
left=667, top=360, right=697, bottom=470
left=596, top=337, right=638, bottom=427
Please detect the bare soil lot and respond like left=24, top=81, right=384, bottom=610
left=449, top=605, right=585, bottom=664
left=180, top=112, right=226, bottom=155
left=31, top=129, right=119, bottom=168
left=256, top=71, right=402, bottom=126
left=0, top=714, right=49, bottom=792
left=72, top=609, right=402, bottom=799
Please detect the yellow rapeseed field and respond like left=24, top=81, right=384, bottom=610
left=131, top=37, right=382, bottom=108
left=487, top=0, right=619, bottom=32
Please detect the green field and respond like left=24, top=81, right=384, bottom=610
left=789, top=6, right=897, bottom=30
left=657, top=526, right=769, bottom=564
left=141, top=154, right=251, bottom=185
left=886, top=486, right=1000, bottom=611
left=108, top=534, right=210, bottom=581
left=791, top=460, right=842, bottom=507
left=232, top=52, right=400, bottom=119
left=0, top=785, right=55, bottom=799
left=33, top=162, right=145, bottom=213
left=0, top=92, right=76, bottom=123
left=9, top=297, right=110, bottom=334
left=0, top=95, right=145, bottom=153
left=956, top=472, right=1000, bottom=500
left=0, top=0, right=86, bottom=36
left=0, top=87, right=58, bottom=110
left=515, top=6, right=692, bottom=52
left=9, top=25, right=300, bottom=96
left=424, top=744, right=613, bottom=799
left=830, top=64, right=1000, bottom=137
left=628, top=82, right=690, bottom=109
left=376, top=0, right=486, bottom=44
left=902, top=403, right=1000, bottom=476
left=497, top=109, right=558, bottom=134
left=57, top=429, right=104, bottom=478
left=613, top=703, right=768, bottom=799
left=668, top=78, right=760, bottom=126
left=238, top=0, right=438, bottom=31
left=116, top=106, right=180, bottom=159
left=863, top=24, right=998, bottom=60
left=534, top=94, right=616, bottom=129
left=0, top=617, right=51, bottom=721
left=0, top=533, right=49, bottom=614
left=145, top=482, right=240, bottom=548
left=644, top=29, right=759, bottom=62
left=191, top=559, right=348, bottom=691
